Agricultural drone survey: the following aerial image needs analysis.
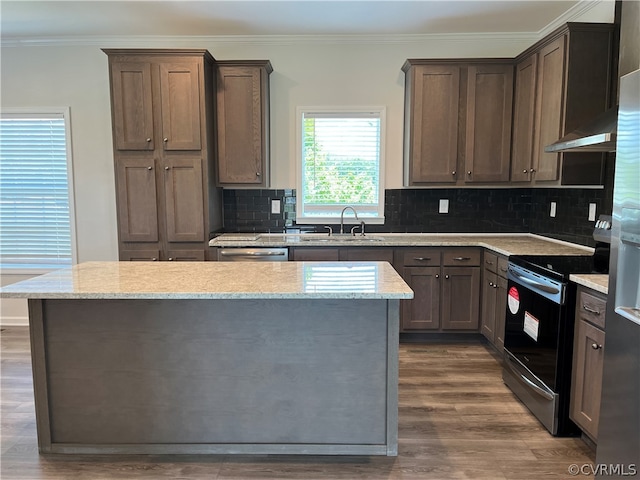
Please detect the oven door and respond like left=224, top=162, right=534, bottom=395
left=503, top=263, right=565, bottom=392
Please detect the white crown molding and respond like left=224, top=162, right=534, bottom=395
left=537, top=0, right=612, bottom=38
left=1, top=31, right=542, bottom=48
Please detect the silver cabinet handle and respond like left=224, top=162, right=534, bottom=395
left=256, top=172, right=261, bottom=177
left=445, top=274, right=450, bottom=279
left=146, top=138, right=152, bottom=142
left=164, top=166, right=170, bottom=171
left=168, top=257, right=174, bottom=261
left=453, top=257, right=471, bottom=261
left=163, top=138, right=168, bottom=142
left=494, top=284, right=499, bottom=289
left=452, top=171, right=456, bottom=175
left=467, top=171, right=472, bottom=175
left=489, top=282, right=494, bottom=287
left=523, top=169, right=528, bottom=173
left=583, top=304, right=601, bottom=315
left=152, top=257, right=158, bottom=261
left=413, top=257, right=431, bottom=261
left=592, top=343, right=602, bottom=350
left=435, top=274, right=440, bottom=279
left=147, top=166, right=153, bottom=170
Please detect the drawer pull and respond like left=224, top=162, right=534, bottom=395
left=453, top=256, right=471, bottom=261
left=485, top=260, right=494, bottom=265
left=583, top=304, right=601, bottom=315
left=592, top=343, right=602, bottom=350
left=413, top=257, right=431, bottom=261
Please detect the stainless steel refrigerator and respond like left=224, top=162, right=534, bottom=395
left=596, top=68, right=640, bottom=476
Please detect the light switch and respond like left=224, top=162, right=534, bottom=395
left=550, top=202, right=557, bottom=218
left=439, top=199, right=449, bottom=214
left=588, top=203, right=597, bottom=221
left=271, top=199, right=281, bottom=214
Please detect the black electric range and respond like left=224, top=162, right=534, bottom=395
left=507, top=254, right=598, bottom=283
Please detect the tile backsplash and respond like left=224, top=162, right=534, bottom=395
left=222, top=186, right=611, bottom=247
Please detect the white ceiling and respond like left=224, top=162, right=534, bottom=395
left=0, top=0, right=608, bottom=39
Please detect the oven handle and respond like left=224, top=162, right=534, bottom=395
left=505, top=354, right=555, bottom=401
left=510, top=270, right=560, bottom=295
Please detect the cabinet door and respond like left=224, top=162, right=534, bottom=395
left=163, top=157, right=205, bottom=242
left=342, top=248, right=394, bottom=263
left=120, top=249, right=160, bottom=261
left=511, top=54, right=538, bottom=182
left=533, top=35, right=567, bottom=182
left=481, top=270, right=498, bottom=342
left=401, top=267, right=441, bottom=330
left=159, top=62, right=202, bottom=151
left=441, top=267, right=480, bottom=330
left=110, top=61, right=154, bottom=151
left=571, top=319, right=605, bottom=441
left=291, top=248, right=340, bottom=261
left=166, top=249, right=206, bottom=261
left=217, top=66, right=266, bottom=185
left=464, top=64, right=513, bottom=183
left=495, top=276, right=508, bottom=353
left=408, top=65, right=459, bottom=184
left=115, top=157, right=159, bottom=242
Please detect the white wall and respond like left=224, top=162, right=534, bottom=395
left=0, top=2, right=614, bottom=325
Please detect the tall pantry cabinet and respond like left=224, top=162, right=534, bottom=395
left=104, top=49, right=222, bottom=261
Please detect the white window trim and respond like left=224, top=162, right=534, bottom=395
left=295, top=106, right=386, bottom=225
left=0, top=107, right=78, bottom=275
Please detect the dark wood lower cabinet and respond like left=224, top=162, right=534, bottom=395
left=291, top=246, right=482, bottom=334
left=401, top=267, right=441, bottom=330
left=481, top=252, right=508, bottom=352
left=570, top=287, right=607, bottom=442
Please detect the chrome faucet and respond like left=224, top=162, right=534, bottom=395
left=340, top=206, right=359, bottom=234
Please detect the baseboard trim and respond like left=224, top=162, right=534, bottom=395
left=0, top=316, right=29, bottom=327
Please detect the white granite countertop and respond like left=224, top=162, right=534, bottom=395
left=0, top=261, right=414, bottom=300
left=570, top=274, right=609, bottom=295
left=210, top=233, right=594, bottom=257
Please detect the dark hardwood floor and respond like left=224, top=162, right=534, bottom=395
left=1, top=327, right=595, bottom=479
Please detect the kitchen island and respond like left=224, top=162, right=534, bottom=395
left=0, top=261, right=412, bottom=456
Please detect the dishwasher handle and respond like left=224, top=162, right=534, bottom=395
left=220, top=250, right=286, bottom=257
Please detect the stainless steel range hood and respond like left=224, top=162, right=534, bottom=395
left=544, top=106, right=618, bottom=153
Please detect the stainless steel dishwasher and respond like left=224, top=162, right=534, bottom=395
left=217, top=247, right=289, bottom=262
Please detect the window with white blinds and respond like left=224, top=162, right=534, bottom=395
left=0, top=109, right=76, bottom=271
left=297, top=107, right=385, bottom=223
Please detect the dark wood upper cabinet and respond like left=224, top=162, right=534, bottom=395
left=159, top=62, right=202, bottom=151
left=104, top=49, right=221, bottom=261
left=511, top=53, right=538, bottom=182
left=404, top=23, right=614, bottom=187
left=110, top=61, right=155, bottom=151
left=464, top=64, right=513, bottom=183
left=403, top=64, right=460, bottom=184
left=513, top=23, right=614, bottom=185
left=402, top=60, right=513, bottom=186
left=216, top=60, right=272, bottom=187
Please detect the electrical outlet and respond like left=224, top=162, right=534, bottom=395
left=439, top=199, right=449, bottom=214
left=550, top=202, right=557, bottom=218
left=589, top=203, right=597, bottom=222
left=271, top=199, right=281, bottom=214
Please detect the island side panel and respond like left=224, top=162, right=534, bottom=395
left=37, top=298, right=394, bottom=454
left=386, top=299, right=400, bottom=456
left=27, top=299, right=53, bottom=452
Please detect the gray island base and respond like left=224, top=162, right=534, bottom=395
left=2, top=262, right=413, bottom=456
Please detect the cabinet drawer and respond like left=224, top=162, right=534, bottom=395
left=497, top=256, right=509, bottom=278
left=401, top=249, right=441, bottom=267
left=442, top=248, right=481, bottom=266
left=483, top=252, right=498, bottom=273
left=578, top=289, right=606, bottom=329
